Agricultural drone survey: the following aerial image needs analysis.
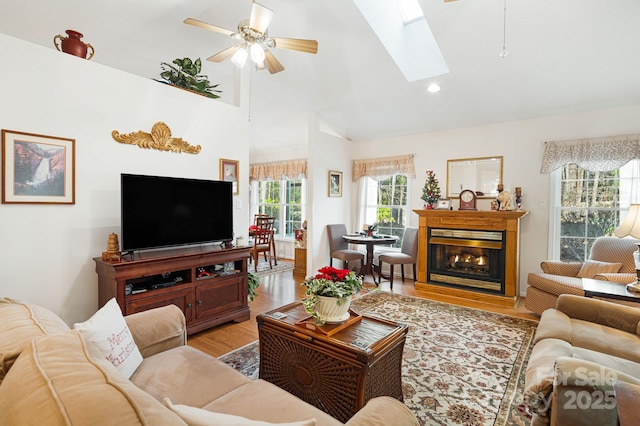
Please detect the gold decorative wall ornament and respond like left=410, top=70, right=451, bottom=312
left=112, top=122, right=201, bottom=154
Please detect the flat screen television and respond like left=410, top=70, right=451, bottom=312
left=121, top=173, right=233, bottom=252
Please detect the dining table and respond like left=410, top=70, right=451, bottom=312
left=342, top=234, right=399, bottom=281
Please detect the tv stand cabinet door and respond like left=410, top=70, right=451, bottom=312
left=194, top=276, right=248, bottom=321
left=125, top=287, right=193, bottom=322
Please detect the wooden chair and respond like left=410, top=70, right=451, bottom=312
left=249, top=216, right=275, bottom=272
left=251, top=214, right=278, bottom=265
left=327, top=224, right=364, bottom=270
left=377, top=227, right=418, bottom=289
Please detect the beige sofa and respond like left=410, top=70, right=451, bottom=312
left=525, top=236, right=639, bottom=315
left=0, top=298, right=418, bottom=425
left=523, top=295, right=640, bottom=426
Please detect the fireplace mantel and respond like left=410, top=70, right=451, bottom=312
left=414, top=209, right=528, bottom=307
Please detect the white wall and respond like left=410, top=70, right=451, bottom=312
left=0, top=34, right=250, bottom=324
left=351, top=105, right=640, bottom=295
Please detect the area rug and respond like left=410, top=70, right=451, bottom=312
left=252, top=259, right=294, bottom=277
left=218, top=291, right=537, bottom=426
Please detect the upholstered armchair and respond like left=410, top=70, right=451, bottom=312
left=525, top=236, right=639, bottom=315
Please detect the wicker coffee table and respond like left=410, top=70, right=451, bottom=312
left=256, top=302, right=408, bottom=422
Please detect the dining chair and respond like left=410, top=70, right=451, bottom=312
left=377, top=227, right=418, bottom=289
left=249, top=216, right=275, bottom=272
left=250, top=214, right=278, bottom=265
left=327, top=224, right=364, bottom=270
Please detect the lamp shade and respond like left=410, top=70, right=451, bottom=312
left=614, top=204, right=640, bottom=238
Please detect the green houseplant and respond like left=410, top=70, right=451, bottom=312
left=248, top=271, right=260, bottom=302
left=301, top=266, right=363, bottom=325
left=156, top=57, right=222, bottom=99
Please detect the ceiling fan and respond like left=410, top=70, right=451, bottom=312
left=184, top=1, right=318, bottom=74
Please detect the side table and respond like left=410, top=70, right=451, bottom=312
left=256, top=302, right=408, bottom=422
left=582, top=278, right=640, bottom=303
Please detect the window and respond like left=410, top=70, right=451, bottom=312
left=255, top=178, right=305, bottom=238
left=362, top=174, right=409, bottom=248
left=550, top=160, right=637, bottom=261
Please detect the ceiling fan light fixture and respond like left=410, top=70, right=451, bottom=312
left=250, top=43, right=266, bottom=64
left=231, top=45, right=248, bottom=68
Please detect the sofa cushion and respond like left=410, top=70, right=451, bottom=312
left=203, top=379, right=343, bottom=426
left=535, top=304, right=640, bottom=362
left=0, top=297, right=69, bottom=384
left=130, top=345, right=252, bottom=408
left=526, top=272, right=584, bottom=297
left=74, top=297, right=143, bottom=378
left=576, top=260, right=622, bottom=278
left=163, top=398, right=316, bottom=426
left=0, top=330, right=186, bottom=425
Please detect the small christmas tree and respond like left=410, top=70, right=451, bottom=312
left=421, top=170, right=441, bottom=208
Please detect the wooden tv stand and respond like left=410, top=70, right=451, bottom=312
left=94, top=245, right=250, bottom=335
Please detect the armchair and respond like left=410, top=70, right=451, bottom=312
left=524, top=295, right=640, bottom=426
left=525, top=236, right=639, bottom=315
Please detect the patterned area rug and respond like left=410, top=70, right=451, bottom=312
left=252, top=259, right=294, bottom=277
left=219, top=291, right=537, bottom=426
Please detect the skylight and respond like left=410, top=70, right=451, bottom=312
left=395, top=0, right=424, bottom=25
left=353, top=0, right=449, bottom=82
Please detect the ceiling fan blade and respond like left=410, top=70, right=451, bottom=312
left=272, top=37, right=318, bottom=54
left=183, top=18, right=234, bottom=37
left=207, top=45, right=238, bottom=63
left=249, top=2, right=274, bottom=34
left=264, top=50, right=285, bottom=74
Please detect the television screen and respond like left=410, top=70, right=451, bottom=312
left=121, top=174, right=233, bottom=252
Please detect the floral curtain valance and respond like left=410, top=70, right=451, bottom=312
left=352, top=154, right=416, bottom=181
left=540, top=133, right=640, bottom=173
left=249, top=159, right=307, bottom=181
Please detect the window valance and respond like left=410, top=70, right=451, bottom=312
left=540, top=134, right=640, bottom=173
left=352, top=154, right=416, bottom=181
left=249, top=159, right=307, bottom=181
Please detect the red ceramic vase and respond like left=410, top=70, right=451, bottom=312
left=54, top=30, right=95, bottom=60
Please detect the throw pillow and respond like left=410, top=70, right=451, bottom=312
left=163, top=398, right=316, bottom=426
left=576, top=260, right=623, bottom=279
left=73, top=298, right=143, bottom=378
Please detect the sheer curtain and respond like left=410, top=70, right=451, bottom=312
left=540, top=133, right=640, bottom=173
left=352, top=155, right=416, bottom=232
left=249, top=159, right=307, bottom=181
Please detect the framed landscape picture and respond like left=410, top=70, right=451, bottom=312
left=219, top=158, right=239, bottom=195
left=2, top=129, right=75, bottom=204
left=328, top=170, right=342, bottom=197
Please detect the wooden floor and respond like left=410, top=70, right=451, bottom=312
left=188, top=262, right=540, bottom=357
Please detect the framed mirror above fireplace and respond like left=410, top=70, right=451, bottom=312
left=446, top=156, right=503, bottom=199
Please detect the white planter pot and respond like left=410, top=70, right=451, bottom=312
left=314, top=295, right=351, bottom=323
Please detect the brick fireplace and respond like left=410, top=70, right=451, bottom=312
left=414, top=210, right=528, bottom=307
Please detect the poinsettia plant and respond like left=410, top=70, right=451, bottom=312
left=300, top=266, right=363, bottom=320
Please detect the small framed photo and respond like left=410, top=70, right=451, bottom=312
left=2, top=129, right=75, bottom=204
left=436, top=199, right=451, bottom=210
left=328, top=170, right=343, bottom=197
left=219, top=158, right=239, bottom=195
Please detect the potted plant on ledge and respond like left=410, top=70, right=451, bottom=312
left=301, top=266, right=363, bottom=326
left=155, top=57, right=222, bottom=99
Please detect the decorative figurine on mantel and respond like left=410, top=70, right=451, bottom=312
left=515, top=187, right=523, bottom=211
left=497, top=190, right=515, bottom=211
left=102, top=233, right=121, bottom=262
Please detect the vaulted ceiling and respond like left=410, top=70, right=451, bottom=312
left=2, top=0, right=640, bottom=157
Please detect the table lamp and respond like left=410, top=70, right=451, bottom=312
left=614, top=204, right=640, bottom=291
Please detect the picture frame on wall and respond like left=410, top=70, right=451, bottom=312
left=219, top=158, right=239, bottom=195
left=2, top=129, right=76, bottom=204
left=328, top=170, right=343, bottom=197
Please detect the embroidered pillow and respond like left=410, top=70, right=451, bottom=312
left=576, top=260, right=623, bottom=279
left=73, top=298, right=143, bottom=378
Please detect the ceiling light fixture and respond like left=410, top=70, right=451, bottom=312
left=499, top=0, right=509, bottom=58
left=231, top=45, right=248, bottom=68
left=427, top=83, right=441, bottom=93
